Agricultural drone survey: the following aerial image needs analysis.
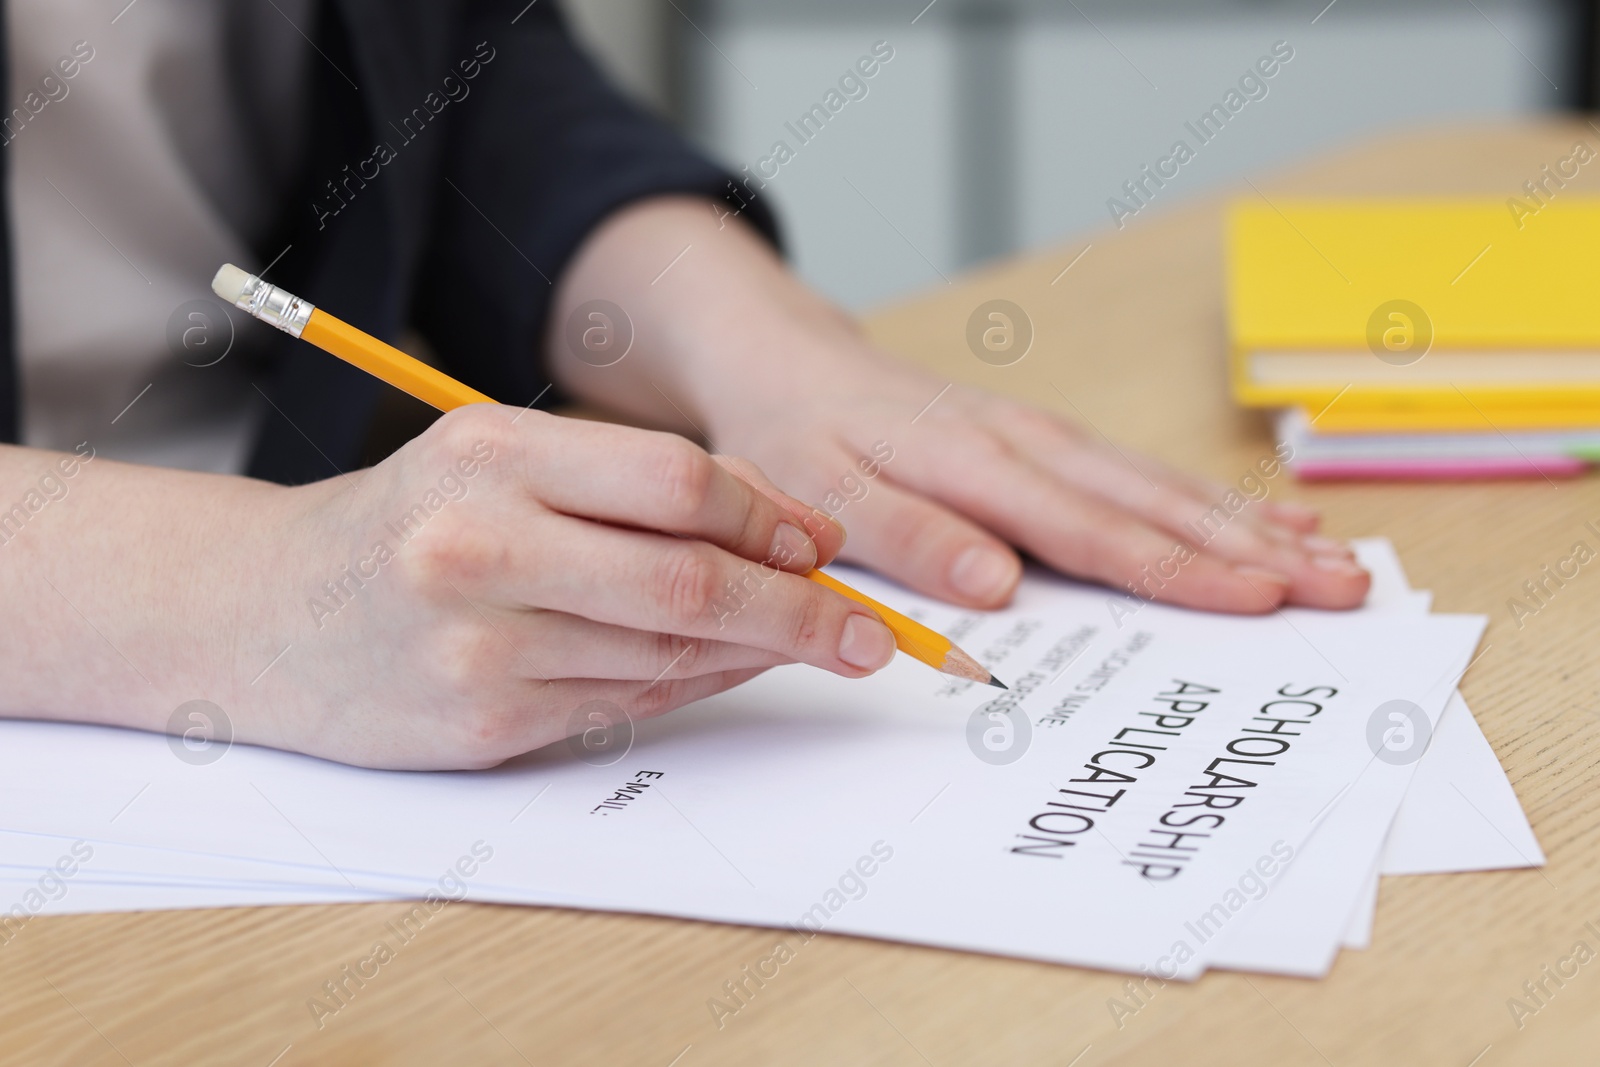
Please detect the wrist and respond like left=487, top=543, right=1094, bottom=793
left=549, top=195, right=888, bottom=440
left=693, top=327, right=933, bottom=453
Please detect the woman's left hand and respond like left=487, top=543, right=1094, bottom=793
left=707, top=347, right=1369, bottom=614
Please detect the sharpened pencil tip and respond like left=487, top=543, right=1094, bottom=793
left=986, top=676, right=1008, bottom=690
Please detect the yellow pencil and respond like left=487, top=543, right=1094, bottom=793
left=212, top=264, right=1006, bottom=689
left=805, top=568, right=1001, bottom=688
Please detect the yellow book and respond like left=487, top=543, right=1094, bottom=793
left=1306, top=400, right=1600, bottom=434
left=1226, top=197, right=1600, bottom=412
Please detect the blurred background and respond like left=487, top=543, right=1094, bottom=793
left=557, top=0, right=1589, bottom=310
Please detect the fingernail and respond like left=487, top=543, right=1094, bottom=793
left=838, top=614, right=896, bottom=671
left=804, top=507, right=848, bottom=549
left=950, top=545, right=1019, bottom=602
left=1273, top=502, right=1320, bottom=524
left=1233, top=565, right=1291, bottom=587
left=769, top=522, right=817, bottom=571
left=1312, top=554, right=1368, bottom=577
left=1301, top=535, right=1352, bottom=556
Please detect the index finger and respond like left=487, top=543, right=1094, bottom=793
left=516, top=412, right=821, bottom=574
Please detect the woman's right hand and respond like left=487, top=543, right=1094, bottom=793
left=0, top=406, right=899, bottom=770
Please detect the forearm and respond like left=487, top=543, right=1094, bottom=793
left=0, top=443, right=305, bottom=733
left=546, top=196, right=876, bottom=442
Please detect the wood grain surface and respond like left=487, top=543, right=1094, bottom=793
left=6, top=123, right=1600, bottom=1067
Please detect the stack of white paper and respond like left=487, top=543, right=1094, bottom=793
left=0, top=540, right=1539, bottom=979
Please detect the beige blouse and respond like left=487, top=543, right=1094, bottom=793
left=8, top=0, right=312, bottom=473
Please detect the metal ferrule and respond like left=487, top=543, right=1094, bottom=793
left=231, top=272, right=314, bottom=338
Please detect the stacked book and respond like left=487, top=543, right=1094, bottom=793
left=1226, top=198, right=1600, bottom=480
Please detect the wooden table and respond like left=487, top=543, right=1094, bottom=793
left=7, top=123, right=1600, bottom=1066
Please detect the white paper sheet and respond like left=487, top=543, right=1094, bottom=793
left=1332, top=542, right=1541, bottom=952
left=1196, top=540, right=1483, bottom=975
left=0, top=537, right=1430, bottom=915
left=0, top=562, right=1486, bottom=978
left=1342, top=864, right=1381, bottom=951
left=1381, top=692, right=1543, bottom=875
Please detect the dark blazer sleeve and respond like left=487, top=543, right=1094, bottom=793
left=409, top=1, right=779, bottom=408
